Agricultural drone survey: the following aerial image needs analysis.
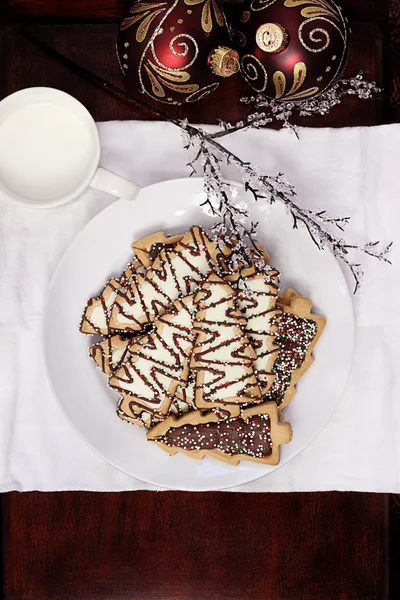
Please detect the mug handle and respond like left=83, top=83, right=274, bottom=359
left=90, top=166, right=140, bottom=201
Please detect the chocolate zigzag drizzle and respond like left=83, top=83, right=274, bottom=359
left=80, top=260, right=147, bottom=335
left=236, top=268, right=281, bottom=393
left=109, top=226, right=225, bottom=333
left=191, top=275, right=261, bottom=408
left=89, top=334, right=131, bottom=376
left=109, top=296, right=196, bottom=415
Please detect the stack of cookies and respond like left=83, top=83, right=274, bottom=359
left=80, top=226, right=325, bottom=466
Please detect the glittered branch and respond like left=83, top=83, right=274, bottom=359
left=180, top=73, right=391, bottom=292
left=238, top=73, right=382, bottom=136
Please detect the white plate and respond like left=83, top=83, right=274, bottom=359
left=43, top=177, right=355, bottom=491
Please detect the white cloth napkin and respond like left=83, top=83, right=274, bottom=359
left=1, top=120, right=399, bottom=493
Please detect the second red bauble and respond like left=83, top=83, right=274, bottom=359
left=225, top=0, right=350, bottom=101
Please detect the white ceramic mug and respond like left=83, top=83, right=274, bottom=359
left=0, top=87, right=140, bottom=208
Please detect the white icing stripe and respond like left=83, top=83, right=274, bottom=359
left=109, top=297, right=196, bottom=414
left=89, top=303, right=108, bottom=330
left=192, top=276, right=261, bottom=404
left=89, top=334, right=131, bottom=375
left=236, top=271, right=280, bottom=389
left=81, top=260, right=145, bottom=333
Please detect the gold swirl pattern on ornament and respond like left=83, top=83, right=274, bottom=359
left=121, top=1, right=167, bottom=28
left=130, top=1, right=167, bottom=13
left=142, top=33, right=199, bottom=101
left=149, top=61, right=191, bottom=82
left=137, top=9, right=168, bottom=42
left=287, top=61, right=306, bottom=95
left=250, top=0, right=278, bottom=13
left=121, top=12, right=152, bottom=31
left=162, top=80, right=199, bottom=94
left=241, top=54, right=268, bottom=92
left=186, top=82, right=220, bottom=103
left=138, top=0, right=180, bottom=92
left=137, top=0, right=203, bottom=103
left=284, top=0, right=337, bottom=12
left=167, top=33, right=199, bottom=67
left=286, top=85, right=319, bottom=99
left=298, top=16, right=345, bottom=53
left=284, top=0, right=344, bottom=55
left=299, top=23, right=330, bottom=52
left=144, top=64, right=166, bottom=97
left=284, top=0, right=348, bottom=99
left=300, top=6, right=337, bottom=18
left=184, top=0, right=224, bottom=33
left=273, top=71, right=286, bottom=99
left=270, top=62, right=319, bottom=101
left=120, top=1, right=167, bottom=34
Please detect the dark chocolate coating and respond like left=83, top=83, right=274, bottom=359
left=157, top=413, right=273, bottom=457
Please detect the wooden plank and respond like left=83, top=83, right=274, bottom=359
left=2, top=491, right=389, bottom=600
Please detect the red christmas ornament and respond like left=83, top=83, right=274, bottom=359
left=117, top=0, right=240, bottom=105
left=225, top=0, right=350, bottom=101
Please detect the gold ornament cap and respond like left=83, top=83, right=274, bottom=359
left=256, top=23, right=288, bottom=53
left=209, top=46, right=240, bottom=78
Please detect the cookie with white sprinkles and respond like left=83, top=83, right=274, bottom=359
left=147, top=402, right=292, bottom=466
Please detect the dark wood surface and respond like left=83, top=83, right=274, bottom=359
left=1, top=0, right=135, bottom=21
left=0, top=0, right=388, bottom=22
left=1, top=1, right=399, bottom=599
left=2, top=492, right=389, bottom=600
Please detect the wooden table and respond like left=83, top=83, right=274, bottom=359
left=1, top=1, right=399, bottom=598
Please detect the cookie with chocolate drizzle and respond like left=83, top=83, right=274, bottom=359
left=80, top=230, right=183, bottom=337
left=79, top=258, right=147, bottom=336
left=235, top=265, right=282, bottom=394
left=117, top=394, right=163, bottom=429
left=109, top=295, right=196, bottom=416
left=108, top=226, right=228, bottom=333
left=190, top=273, right=262, bottom=415
left=131, top=231, right=184, bottom=268
left=89, top=334, right=132, bottom=376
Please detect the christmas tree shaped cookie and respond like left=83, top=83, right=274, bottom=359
left=117, top=394, right=163, bottom=429
left=109, top=295, right=196, bottom=416
left=89, top=334, right=131, bottom=376
left=263, top=288, right=326, bottom=410
left=147, top=402, right=292, bottom=466
left=79, top=278, right=122, bottom=336
left=169, top=372, right=196, bottom=417
left=79, top=259, right=146, bottom=336
left=131, top=231, right=184, bottom=268
left=236, top=266, right=282, bottom=394
left=190, top=274, right=261, bottom=413
left=109, top=226, right=225, bottom=333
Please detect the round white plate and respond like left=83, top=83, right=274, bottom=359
left=43, top=177, right=354, bottom=491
